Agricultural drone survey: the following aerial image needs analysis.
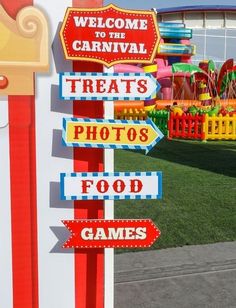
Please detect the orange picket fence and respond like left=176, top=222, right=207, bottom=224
left=115, top=108, right=147, bottom=120
left=156, top=100, right=202, bottom=110
left=218, top=99, right=236, bottom=108
left=114, top=101, right=144, bottom=112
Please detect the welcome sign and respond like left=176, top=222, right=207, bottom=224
left=60, top=4, right=160, bottom=66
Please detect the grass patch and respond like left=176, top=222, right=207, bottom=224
left=115, top=139, right=236, bottom=252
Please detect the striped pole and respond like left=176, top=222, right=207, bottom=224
left=1, top=0, right=39, bottom=307
left=72, top=1, right=105, bottom=307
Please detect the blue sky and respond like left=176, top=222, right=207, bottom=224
left=104, top=0, right=236, bottom=10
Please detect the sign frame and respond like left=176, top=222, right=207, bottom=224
left=59, top=4, right=161, bottom=67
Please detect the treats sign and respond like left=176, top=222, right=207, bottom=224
left=60, top=4, right=160, bottom=66
left=59, top=72, right=159, bottom=100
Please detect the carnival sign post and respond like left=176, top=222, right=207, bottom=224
left=59, top=3, right=162, bottom=308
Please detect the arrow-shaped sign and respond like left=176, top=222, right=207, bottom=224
left=62, top=219, right=161, bottom=249
left=62, top=118, right=164, bottom=154
left=60, top=171, right=162, bottom=201
left=59, top=72, right=160, bottom=101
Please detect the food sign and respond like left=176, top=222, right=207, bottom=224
left=60, top=171, right=162, bottom=201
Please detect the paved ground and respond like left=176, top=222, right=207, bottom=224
left=115, top=242, right=236, bottom=308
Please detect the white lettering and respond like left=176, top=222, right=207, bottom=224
left=73, top=16, right=89, bottom=27
left=125, top=228, right=136, bottom=240
left=87, top=17, right=97, bottom=27
left=95, top=31, right=106, bottom=38
left=72, top=40, right=81, bottom=51
left=94, top=228, right=106, bottom=240
left=139, top=20, right=148, bottom=30
left=73, top=16, right=149, bottom=30
left=101, top=42, right=113, bottom=53
left=91, top=41, right=101, bottom=52
left=138, top=43, right=147, bottom=54
left=72, top=40, right=147, bottom=55
left=119, top=42, right=130, bottom=53
left=112, top=42, right=119, bottom=53
left=96, top=17, right=106, bottom=28
left=129, top=43, right=139, bottom=54
left=136, top=227, right=147, bottom=240
left=124, top=19, right=139, bottom=29
left=106, top=18, right=115, bottom=28
left=114, top=18, right=125, bottom=29
left=80, top=227, right=147, bottom=241
left=82, top=41, right=91, bottom=51
left=81, top=228, right=93, bottom=240
left=107, top=228, right=124, bottom=240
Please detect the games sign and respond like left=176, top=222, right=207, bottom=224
left=62, top=219, right=161, bottom=249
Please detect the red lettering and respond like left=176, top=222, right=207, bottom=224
left=96, top=180, right=109, bottom=193
left=112, top=180, right=125, bottom=193
left=111, top=126, right=125, bottom=141
left=127, top=128, right=137, bottom=141
left=130, top=179, right=143, bottom=193
left=137, top=79, right=148, bottom=94
left=66, top=78, right=81, bottom=93
left=83, top=79, right=94, bottom=93
left=74, top=125, right=84, bottom=140
left=139, top=128, right=148, bottom=142
left=86, top=126, right=97, bottom=140
left=81, top=180, right=94, bottom=193
left=100, top=127, right=109, bottom=140
left=121, top=79, right=136, bottom=93
left=96, top=79, right=106, bottom=93
left=107, top=79, right=119, bottom=93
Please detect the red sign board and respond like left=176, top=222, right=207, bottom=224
left=60, top=4, right=160, bottom=67
left=62, top=219, right=160, bottom=249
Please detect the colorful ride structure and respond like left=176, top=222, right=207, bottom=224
left=114, top=18, right=236, bottom=142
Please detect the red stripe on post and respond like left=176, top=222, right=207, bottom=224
left=29, top=95, right=39, bottom=307
left=73, top=55, right=104, bottom=308
left=3, top=1, right=38, bottom=307
left=8, top=96, right=38, bottom=308
left=72, top=1, right=104, bottom=307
